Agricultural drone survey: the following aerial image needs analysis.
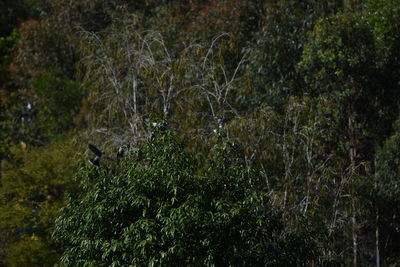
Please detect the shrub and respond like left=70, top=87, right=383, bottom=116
left=54, top=131, right=317, bottom=266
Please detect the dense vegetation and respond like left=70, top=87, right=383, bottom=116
left=1, top=0, right=399, bottom=266
left=53, top=132, right=317, bottom=266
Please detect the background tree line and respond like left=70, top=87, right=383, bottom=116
left=1, top=0, right=400, bottom=266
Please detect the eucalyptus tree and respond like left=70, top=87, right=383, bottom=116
left=78, top=11, right=248, bottom=153
left=373, top=120, right=400, bottom=265
left=245, top=0, right=343, bottom=108
left=298, top=10, right=400, bottom=265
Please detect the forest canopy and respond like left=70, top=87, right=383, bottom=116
left=1, top=0, right=400, bottom=266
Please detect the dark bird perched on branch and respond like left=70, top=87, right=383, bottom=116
left=89, top=156, right=100, bottom=166
left=88, top=144, right=128, bottom=166
left=88, top=144, right=104, bottom=166
left=89, top=144, right=103, bottom=157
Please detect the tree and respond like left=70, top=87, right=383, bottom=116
left=245, top=0, right=343, bottom=108
left=298, top=10, right=400, bottom=265
left=53, top=131, right=317, bottom=266
left=372, top=120, right=400, bottom=264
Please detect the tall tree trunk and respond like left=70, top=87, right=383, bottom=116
left=375, top=211, right=380, bottom=267
left=352, top=200, right=358, bottom=267
left=374, top=158, right=380, bottom=267
left=348, top=116, right=358, bottom=267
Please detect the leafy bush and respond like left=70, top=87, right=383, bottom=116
left=54, top=131, right=317, bottom=266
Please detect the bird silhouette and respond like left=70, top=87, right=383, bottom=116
left=88, top=144, right=104, bottom=166
left=89, top=156, right=100, bottom=166
left=88, top=144, right=128, bottom=166
left=89, top=144, right=103, bottom=157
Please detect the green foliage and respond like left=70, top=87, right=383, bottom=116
left=32, top=72, right=83, bottom=136
left=246, top=0, right=342, bottom=107
left=365, top=0, right=400, bottom=127
left=0, top=29, right=19, bottom=147
left=374, top=128, right=400, bottom=262
left=54, top=132, right=317, bottom=266
left=0, top=29, right=19, bottom=84
left=0, top=138, right=79, bottom=267
left=365, top=0, right=400, bottom=58
left=1, top=0, right=400, bottom=265
left=376, top=132, right=400, bottom=202
left=299, top=12, right=376, bottom=97
left=298, top=11, right=396, bottom=147
left=0, top=71, right=83, bottom=144
left=298, top=10, right=400, bottom=264
left=4, top=234, right=59, bottom=267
